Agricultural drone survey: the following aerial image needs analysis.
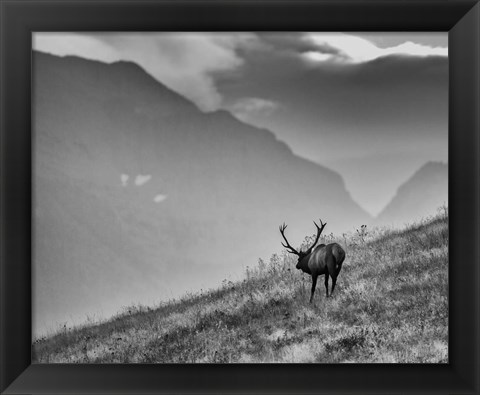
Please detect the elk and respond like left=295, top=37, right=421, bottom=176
left=279, top=220, right=345, bottom=303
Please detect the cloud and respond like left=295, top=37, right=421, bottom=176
left=134, top=174, right=152, bottom=186
left=216, top=33, right=447, bottom=165
left=302, top=33, right=447, bottom=64
left=230, top=97, right=280, bottom=123
left=33, top=33, right=255, bottom=111
left=33, top=33, right=121, bottom=63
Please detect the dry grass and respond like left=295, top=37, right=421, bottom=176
left=32, top=211, right=448, bottom=363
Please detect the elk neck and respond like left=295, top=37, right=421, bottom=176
left=296, top=253, right=312, bottom=274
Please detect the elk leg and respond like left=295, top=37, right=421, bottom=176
left=309, top=275, right=318, bottom=303
left=324, top=274, right=330, bottom=298
left=330, top=274, right=337, bottom=296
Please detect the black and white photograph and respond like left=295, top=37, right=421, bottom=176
left=31, top=32, right=448, bottom=363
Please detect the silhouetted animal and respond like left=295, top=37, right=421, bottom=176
left=280, top=220, right=345, bottom=303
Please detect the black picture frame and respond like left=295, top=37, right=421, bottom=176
left=1, top=0, right=479, bottom=393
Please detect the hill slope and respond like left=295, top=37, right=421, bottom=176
left=33, top=51, right=371, bottom=336
left=33, top=214, right=448, bottom=363
left=375, top=161, right=448, bottom=227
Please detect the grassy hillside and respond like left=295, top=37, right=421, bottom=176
left=32, top=211, right=448, bottom=363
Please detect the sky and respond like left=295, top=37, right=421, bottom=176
left=33, top=32, right=448, bottom=216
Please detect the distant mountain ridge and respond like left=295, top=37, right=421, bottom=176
left=33, top=51, right=371, bottom=336
left=375, top=161, right=448, bottom=227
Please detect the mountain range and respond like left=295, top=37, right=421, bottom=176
left=375, top=161, right=448, bottom=227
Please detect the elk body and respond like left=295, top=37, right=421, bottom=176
left=280, top=220, right=345, bottom=303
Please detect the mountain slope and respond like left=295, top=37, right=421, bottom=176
left=375, top=161, right=448, bottom=227
left=33, top=51, right=371, bottom=336
left=33, top=214, right=448, bottom=363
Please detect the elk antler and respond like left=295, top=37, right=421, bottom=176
left=305, top=219, right=327, bottom=254
left=279, top=223, right=300, bottom=255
